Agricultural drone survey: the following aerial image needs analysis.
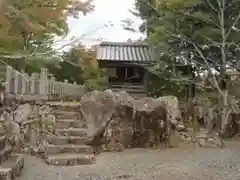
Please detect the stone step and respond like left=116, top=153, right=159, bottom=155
left=0, top=147, right=13, bottom=164
left=0, top=154, right=24, bottom=180
left=46, top=101, right=80, bottom=107
left=54, top=113, right=80, bottom=120
left=45, top=144, right=93, bottom=155
left=55, top=128, right=88, bottom=137
left=52, top=110, right=79, bottom=116
left=0, top=136, right=6, bottom=151
left=55, top=119, right=85, bottom=128
left=45, top=153, right=95, bottom=166
left=46, top=135, right=92, bottom=145
left=53, top=107, right=80, bottom=111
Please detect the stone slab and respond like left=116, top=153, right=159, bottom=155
left=45, top=144, right=93, bottom=155
left=0, top=154, right=24, bottom=180
left=45, top=153, right=95, bottom=166
left=55, top=119, right=84, bottom=129
left=46, top=135, right=92, bottom=145
left=55, top=128, right=88, bottom=137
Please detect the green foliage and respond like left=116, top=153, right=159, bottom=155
left=47, top=48, right=85, bottom=84
left=47, top=61, right=84, bottom=84
left=46, top=44, right=108, bottom=90
left=147, top=72, right=186, bottom=97
left=151, top=0, right=240, bottom=67
left=132, top=0, right=240, bottom=99
left=83, top=69, right=108, bottom=91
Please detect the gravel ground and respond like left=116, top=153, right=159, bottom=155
left=18, top=141, right=240, bottom=180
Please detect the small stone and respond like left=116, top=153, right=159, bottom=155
left=198, top=139, right=207, bottom=147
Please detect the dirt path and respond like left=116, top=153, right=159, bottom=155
left=18, top=141, right=240, bottom=180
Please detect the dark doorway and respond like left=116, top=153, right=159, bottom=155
left=116, top=67, right=125, bottom=81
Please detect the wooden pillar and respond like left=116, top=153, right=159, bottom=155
left=125, top=67, right=127, bottom=79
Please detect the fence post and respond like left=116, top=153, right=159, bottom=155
left=64, top=79, right=68, bottom=97
left=39, top=68, right=48, bottom=100
left=21, top=70, right=28, bottom=94
left=55, top=81, right=61, bottom=99
left=5, top=66, right=12, bottom=93
left=30, top=73, right=37, bottom=94
left=73, top=82, right=77, bottom=98
left=13, top=71, right=19, bottom=94
left=49, top=76, right=55, bottom=95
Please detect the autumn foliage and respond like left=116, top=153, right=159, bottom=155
left=0, top=0, right=94, bottom=55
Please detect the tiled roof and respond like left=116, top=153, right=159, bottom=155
left=96, top=42, right=155, bottom=63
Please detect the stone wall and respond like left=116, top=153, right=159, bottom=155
left=0, top=102, right=56, bottom=154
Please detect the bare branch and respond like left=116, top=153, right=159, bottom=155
left=165, top=29, right=224, bottom=94
left=206, top=0, right=218, bottom=12
left=225, top=12, right=240, bottom=39
left=198, top=33, right=221, bottom=48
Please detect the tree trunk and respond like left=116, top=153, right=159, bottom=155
left=220, top=90, right=229, bottom=135
left=219, top=0, right=229, bottom=137
left=191, top=101, right=199, bottom=147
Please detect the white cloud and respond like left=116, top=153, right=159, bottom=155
left=66, top=0, right=144, bottom=45
left=53, top=0, right=144, bottom=51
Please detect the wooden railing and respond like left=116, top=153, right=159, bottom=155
left=4, top=66, right=86, bottom=101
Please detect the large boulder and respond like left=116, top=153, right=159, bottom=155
left=157, top=96, right=189, bottom=147
left=132, top=97, right=168, bottom=148
left=80, top=90, right=136, bottom=153
left=101, top=91, right=135, bottom=152
left=80, top=90, right=116, bottom=137
left=80, top=90, right=118, bottom=154
left=158, top=96, right=185, bottom=130
left=80, top=91, right=185, bottom=152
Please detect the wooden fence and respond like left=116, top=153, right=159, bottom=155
left=4, top=66, right=86, bottom=101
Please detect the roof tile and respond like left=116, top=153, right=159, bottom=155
left=96, top=42, right=155, bottom=63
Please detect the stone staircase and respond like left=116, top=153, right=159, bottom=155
left=44, top=104, right=96, bottom=166
left=0, top=136, right=24, bottom=180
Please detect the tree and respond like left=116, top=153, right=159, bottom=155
left=0, top=0, right=94, bottom=60
left=47, top=47, right=85, bottom=84
left=76, top=44, right=108, bottom=91
left=47, top=44, right=107, bottom=90
left=131, top=0, right=240, bottom=135
left=0, top=0, right=97, bottom=87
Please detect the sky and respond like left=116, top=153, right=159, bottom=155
left=54, top=0, right=144, bottom=50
